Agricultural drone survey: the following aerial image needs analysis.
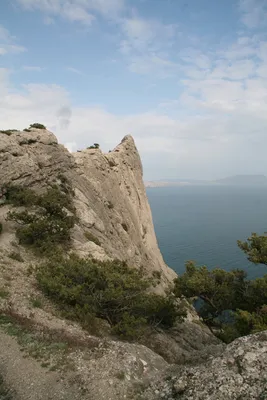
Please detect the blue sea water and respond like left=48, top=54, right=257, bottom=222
left=147, top=185, right=267, bottom=280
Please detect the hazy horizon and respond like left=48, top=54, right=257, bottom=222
left=1, top=0, right=267, bottom=181
left=145, top=174, right=267, bottom=182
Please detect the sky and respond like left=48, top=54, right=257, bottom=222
left=0, top=0, right=267, bottom=180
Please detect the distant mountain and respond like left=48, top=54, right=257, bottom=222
left=145, top=175, right=267, bottom=188
left=215, top=175, right=267, bottom=186
left=144, top=179, right=214, bottom=187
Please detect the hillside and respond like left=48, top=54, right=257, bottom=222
left=0, top=127, right=266, bottom=400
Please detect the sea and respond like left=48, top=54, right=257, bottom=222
left=146, top=185, right=267, bottom=280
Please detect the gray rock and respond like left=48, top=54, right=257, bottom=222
left=143, top=331, right=267, bottom=400
left=0, top=130, right=175, bottom=292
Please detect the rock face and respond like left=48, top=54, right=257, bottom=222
left=72, top=135, right=176, bottom=289
left=143, top=330, right=267, bottom=400
left=0, top=129, right=175, bottom=291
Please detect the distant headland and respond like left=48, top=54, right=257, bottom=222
left=145, top=175, right=267, bottom=188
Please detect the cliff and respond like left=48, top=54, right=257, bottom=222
left=0, top=129, right=175, bottom=292
left=1, top=128, right=265, bottom=400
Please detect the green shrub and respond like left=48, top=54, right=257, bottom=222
left=112, top=313, right=147, bottom=340
left=217, top=306, right=267, bottom=343
left=23, top=128, right=31, bottom=132
left=8, top=210, right=74, bottom=255
left=36, top=254, right=184, bottom=339
left=7, top=185, right=76, bottom=255
left=174, top=261, right=267, bottom=342
left=238, top=233, right=267, bottom=265
left=0, top=129, right=19, bottom=136
left=29, top=123, right=46, bottom=130
left=30, top=297, right=43, bottom=308
left=87, top=143, right=100, bottom=149
left=84, top=231, right=101, bottom=246
left=5, top=185, right=37, bottom=207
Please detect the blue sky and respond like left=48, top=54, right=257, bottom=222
left=1, top=0, right=267, bottom=180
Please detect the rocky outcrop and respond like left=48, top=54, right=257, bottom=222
left=143, top=330, right=267, bottom=399
left=72, top=134, right=177, bottom=289
left=0, top=129, right=175, bottom=291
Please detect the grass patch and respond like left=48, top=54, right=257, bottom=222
left=0, top=313, right=69, bottom=371
left=8, top=252, right=24, bottom=263
left=84, top=231, right=101, bottom=246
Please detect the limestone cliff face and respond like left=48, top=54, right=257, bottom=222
left=0, top=129, right=175, bottom=291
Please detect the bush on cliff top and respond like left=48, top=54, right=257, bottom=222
left=29, top=123, right=46, bottom=130
left=36, top=254, right=185, bottom=339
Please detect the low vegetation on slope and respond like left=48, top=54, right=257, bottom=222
left=5, top=183, right=75, bottom=256
left=175, top=233, right=267, bottom=342
left=36, top=254, right=185, bottom=339
left=1, top=182, right=185, bottom=340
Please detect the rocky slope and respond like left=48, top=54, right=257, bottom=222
left=1, top=128, right=266, bottom=399
left=143, top=330, right=267, bottom=400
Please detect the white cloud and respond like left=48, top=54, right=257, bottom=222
left=15, top=0, right=125, bottom=24
left=119, top=16, right=178, bottom=76
left=121, top=17, right=175, bottom=52
left=65, top=142, right=77, bottom=152
left=66, top=67, right=84, bottom=75
left=2, top=0, right=267, bottom=180
left=0, top=68, right=10, bottom=90
left=128, top=55, right=177, bottom=77
left=239, top=0, right=267, bottom=29
left=1, top=71, right=267, bottom=180
left=62, top=5, right=95, bottom=25
left=14, top=0, right=177, bottom=76
left=0, top=25, right=26, bottom=55
left=43, top=16, right=54, bottom=25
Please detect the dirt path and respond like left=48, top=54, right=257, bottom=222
left=0, top=330, right=85, bottom=400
